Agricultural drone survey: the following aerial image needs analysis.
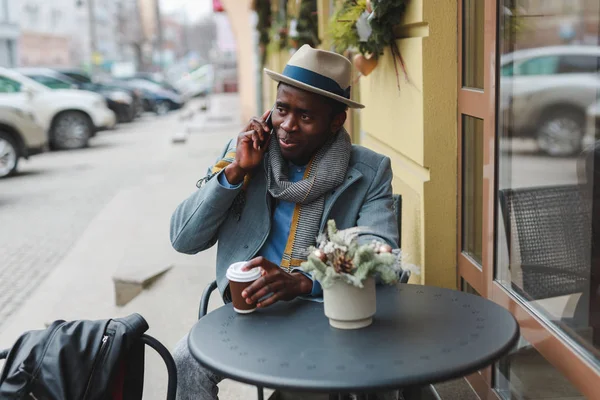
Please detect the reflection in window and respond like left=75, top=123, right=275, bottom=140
left=557, top=55, right=600, bottom=74
left=496, top=0, right=600, bottom=366
left=495, top=336, right=584, bottom=399
left=462, top=0, right=484, bottom=89
left=515, top=56, right=559, bottom=76
left=461, top=278, right=481, bottom=297
left=501, top=62, right=514, bottom=76
left=462, top=115, right=483, bottom=265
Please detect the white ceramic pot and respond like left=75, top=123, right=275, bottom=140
left=323, top=277, right=376, bottom=329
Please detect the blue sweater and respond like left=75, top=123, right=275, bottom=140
left=217, top=165, right=322, bottom=297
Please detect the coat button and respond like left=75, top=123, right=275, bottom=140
left=243, top=245, right=249, bottom=249
left=348, top=175, right=353, bottom=180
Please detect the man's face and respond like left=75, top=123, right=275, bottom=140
left=271, top=84, right=346, bottom=165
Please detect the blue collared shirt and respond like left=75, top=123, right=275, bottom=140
left=217, top=167, right=322, bottom=297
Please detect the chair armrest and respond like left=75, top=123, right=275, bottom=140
left=199, top=280, right=219, bottom=319
left=141, top=334, right=177, bottom=400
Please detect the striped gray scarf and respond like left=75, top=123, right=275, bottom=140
left=267, top=128, right=352, bottom=270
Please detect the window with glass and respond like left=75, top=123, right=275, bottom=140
left=513, top=56, right=559, bottom=76
left=462, top=115, right=484, bottom=265
left=556, top=55, right=600, bottom=74
left=496, top=0, right=600, bottom=365
left=0, top=76, right=21, bottom=93
left=28, top=75, right=72, bottom=90
left=462, top=0, right=484, bottom=89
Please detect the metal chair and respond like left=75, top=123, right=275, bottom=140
left=498, top=185, right=591, bottom=301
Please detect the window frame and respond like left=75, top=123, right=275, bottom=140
left=457, top=0, right=600, bottom=398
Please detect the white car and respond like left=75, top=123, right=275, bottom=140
left=0, top=68, right=116, bottom=150
left=500, top=46, right=600, bottom=156
left=174, top=64, right=214, bottom=99
left=0, top=102, right=46, bottom=178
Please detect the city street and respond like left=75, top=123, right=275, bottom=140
left=0, top=112, right=182, bottom=327
left=0, top=95, right=268, bottom=399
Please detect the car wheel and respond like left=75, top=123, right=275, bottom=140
left=50, top=111, right=92, bottom=150
left=536, top=110, right=584, bottom=157
left=0, top=132, right=19, bottom=178
left=154, top=101, right=170, bottom=116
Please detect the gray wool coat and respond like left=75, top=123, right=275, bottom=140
left=169, top=139, right=399, bottom=298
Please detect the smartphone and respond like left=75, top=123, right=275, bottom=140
left=265, top=105, right=275, bottom=131
left=259, top=105, right=275, bottom=150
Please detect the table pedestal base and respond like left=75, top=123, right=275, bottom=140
left=329, top=317, right=373, bottom=330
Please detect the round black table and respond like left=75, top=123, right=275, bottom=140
left=188, top=284, right=519, bottom=395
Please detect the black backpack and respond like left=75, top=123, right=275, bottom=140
left=0, top=313, right=176, bottom=400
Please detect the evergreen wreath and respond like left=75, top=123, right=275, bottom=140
left=329, top=0, right=409, bottom=88
left=301, top=220, right=408, bottom=288
left=289, top=0, right=321, bottom=49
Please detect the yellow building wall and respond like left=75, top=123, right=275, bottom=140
left=221, top=0, right=257, bottom=123
left=231, top=0, right=458, bottom=288
left=264, top=49, right=291, bottom=109
left=359, top=0, right=458, bottom=288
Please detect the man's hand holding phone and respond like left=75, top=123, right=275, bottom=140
left=224, top=109, right=273, bottom=185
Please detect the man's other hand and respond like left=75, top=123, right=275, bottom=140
left=241, top=256, right=312, bottom=308
left=224, top=110, right=272, bottom=185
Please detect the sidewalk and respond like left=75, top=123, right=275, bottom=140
left=0, top=94, right=267, bottom=399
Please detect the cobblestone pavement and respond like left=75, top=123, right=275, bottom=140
left=0, top=112, right=184, bottom=329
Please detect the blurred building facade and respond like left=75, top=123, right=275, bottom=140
left=19, top=0, right=76, bottom=67
left=210, top=12, right=238, bottom=93
left=137, top=0, right=161, bottom=71
left=93, top=0, right=121, bottom=70
left=0, top=0, right=19, bottom=68
left=160, top=15, right=185, bottom=66
left=501, top=0, right=600, bottom=53
left=18, top=0, right=143, bottom=72
left=115, top=0, right=145, bottom=71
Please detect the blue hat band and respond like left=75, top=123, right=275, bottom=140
left=282, top=65, right=351, bottom=99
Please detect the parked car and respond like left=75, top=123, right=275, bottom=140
left=53, top=68, right=145, bottom=119
left=125, top=72, right=182, bottom=95
left=500, top=45, right=600, bottom=156
left=174, top=64, right=214, bottom=99
left=0, top=102, right=47, bottom=178
left=0, top=67, right=116, bottom=150
left=16, top=68, right=136, bottom=124
left=118, top=79, right=185, bottom=115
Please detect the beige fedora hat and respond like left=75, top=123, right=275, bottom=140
left=265, top=45, right=364, bottom=109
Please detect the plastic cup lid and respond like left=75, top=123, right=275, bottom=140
left=226, top=261, right=261, bottom=282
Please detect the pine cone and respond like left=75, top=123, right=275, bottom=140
left=333, top=251, right=353, bottom=274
